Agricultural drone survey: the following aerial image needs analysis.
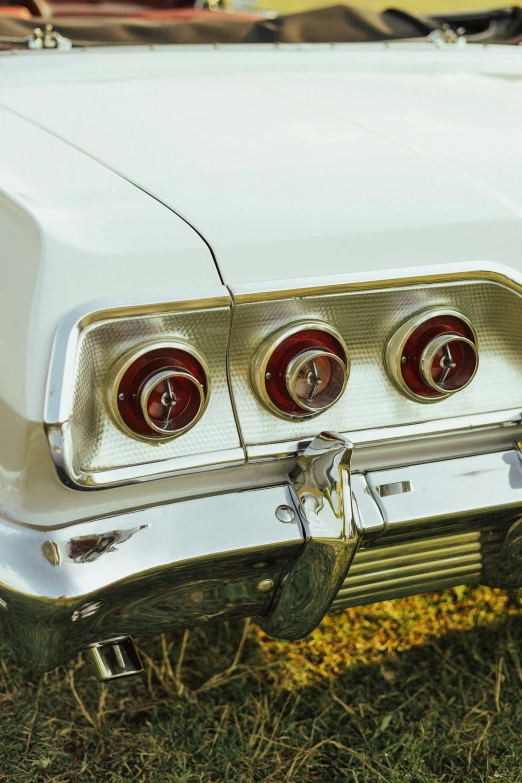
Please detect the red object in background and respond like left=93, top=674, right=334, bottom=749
left=135, top=8, right=261, bottom=21
left=0, top=6, right=33, bottom=18
left=400, top=314, right=477, bottom=399
left=50, top=2, right=189, bottom=17
left=1, top=1, right=262, bottom=19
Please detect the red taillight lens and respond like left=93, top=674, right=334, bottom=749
left=386, top=311, right=478, bottom=402
left=252, top=325, right=349, bottom=418
left=108, top=344, right=209, bottom=441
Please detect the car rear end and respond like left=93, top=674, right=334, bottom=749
left=1, top=43, right=522, bottom=679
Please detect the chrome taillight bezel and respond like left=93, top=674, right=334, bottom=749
left=106, top=341, right=211, bottom=443
left=385, top=308, right=479, bottom=403
left=250, top=322, right=350, bottom=420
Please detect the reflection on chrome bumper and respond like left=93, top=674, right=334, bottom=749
left=2, top=435, right=522, bottom=673
left=0, top=486, right=303, bottom=672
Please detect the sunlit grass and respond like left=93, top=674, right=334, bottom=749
left=254, top=0, right=521, bottom=18
left=2, top=585, right=522, bottom=781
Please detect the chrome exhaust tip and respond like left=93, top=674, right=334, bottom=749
left=86, top=636, right=143, bottom=682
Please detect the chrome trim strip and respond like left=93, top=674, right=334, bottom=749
left=46, top=423, right=245, bottom=491
left=229, top=260, right=522, bottom=304
left=245, top=409, right=522, bottom=464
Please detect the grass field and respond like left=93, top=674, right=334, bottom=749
left=2, top=585, right=522, bottom=782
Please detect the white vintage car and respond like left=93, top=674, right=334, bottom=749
left=1, top=11, right=522, bottom=681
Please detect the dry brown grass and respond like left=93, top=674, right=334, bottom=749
left=1, top=584, right=522, bottom=781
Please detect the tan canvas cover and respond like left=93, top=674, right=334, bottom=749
left=0, top=5, right=520, bottom=49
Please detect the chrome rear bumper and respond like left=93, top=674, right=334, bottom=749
left=1, top=434, right=522, bottom=674
left=0, top=485, right=303, bottom=672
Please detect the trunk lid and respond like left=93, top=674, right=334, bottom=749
left=2, top=43, right=522, bottom=285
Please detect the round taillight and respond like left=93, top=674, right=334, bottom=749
left=106, top=343, right=209, bottom=441
left=385, top=309, right=478, bottom=402
left=251, top=323, right=349, bottom=419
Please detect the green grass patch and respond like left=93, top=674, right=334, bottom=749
left=2, top=585, right=522, bottom=782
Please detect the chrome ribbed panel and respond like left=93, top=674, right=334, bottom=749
left=331, top=526, right=507, bottom=610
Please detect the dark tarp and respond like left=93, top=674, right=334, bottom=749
left=1, top=4, right=522, bottom=49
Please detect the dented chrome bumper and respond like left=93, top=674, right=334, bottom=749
left=2, top=433, right=522, bottom=675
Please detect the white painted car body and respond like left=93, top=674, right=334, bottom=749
left=1, top=41, right=522, bottom=525
left=2, top=39, right=522, bottom=673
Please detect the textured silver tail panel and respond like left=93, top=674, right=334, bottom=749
left=45, top=288, right=245, bottom=488
left=229, top=279, right=522, bottom=449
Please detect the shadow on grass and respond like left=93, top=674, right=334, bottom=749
left=1, top=585, right=522, bottom=782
